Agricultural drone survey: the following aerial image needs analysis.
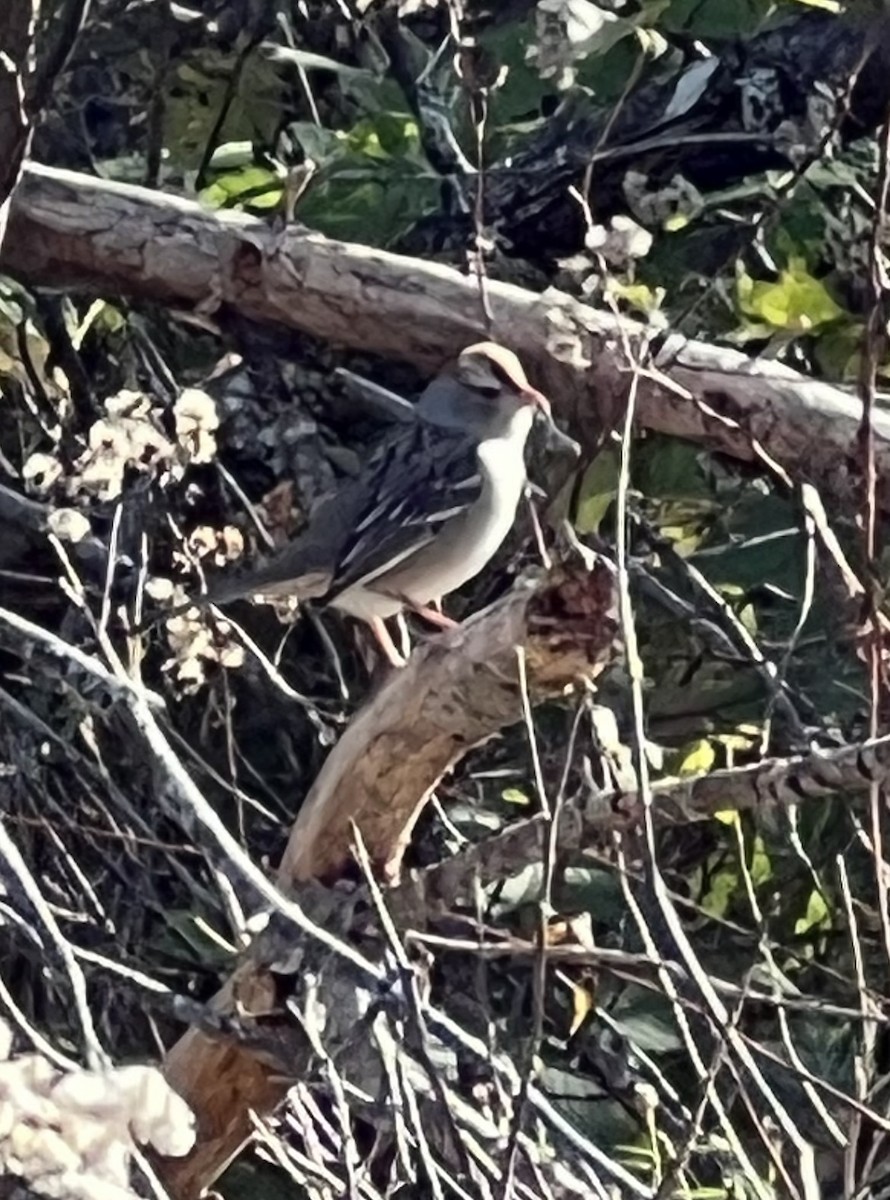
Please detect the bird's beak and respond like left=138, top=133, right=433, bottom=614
left=525, top=388, right=580, bottom=458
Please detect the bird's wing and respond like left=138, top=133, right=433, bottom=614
left=326, top=422, right=482, bottom=598
left=204, top=421, right=481, bottom=606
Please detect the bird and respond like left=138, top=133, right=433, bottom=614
left=178, top=342, right=577, bottom=667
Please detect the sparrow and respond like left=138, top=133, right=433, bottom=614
left=181, top=342, right=577, bottom=667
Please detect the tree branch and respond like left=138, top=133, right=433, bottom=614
left=389, top=729, right=890, bottom=925
left=159, top=560, right=619, bottom=1197
left=2, top=163, right=887, bottom=506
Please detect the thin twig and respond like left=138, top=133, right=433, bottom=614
left=858, top=107, right=890, bottom=979
left=0, top=819, right=108, bottom=1070
left=350, top=823, right=477, bottom=1186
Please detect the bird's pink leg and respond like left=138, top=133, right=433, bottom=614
left=410, top=604, right=459, bottom=630
left=368, top=615, right=408, bottom=668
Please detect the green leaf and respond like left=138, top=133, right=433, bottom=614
left=285, top=121, right=344, bottom=165
left=659, top=519, right=707, bottom=556
left=636, top=437, right=711, bottom=500
left=480, top=23, right=556, bottom=128
left=501, top=787, right=531, bottom=806
left=207, top=141, right=255, bottom=170
left=675, top=738, right=715, bottom=776
left=750, top=836, right=773, bottom=887
left=714, top=809, right=740, bottom=827
left=607, top=280, right=665, bottom=316
left=737, top=257, right=844, bottom=333
left=200, top=165, right=282, bottom=210
left=662, top=0, right=775, bottom=35
left=794, top=888, right=832, bottom=935
left=165, top=52, right=287, bottom=171
left=561, top=866, right=625, bottom=925
left=663, top=212, right=691, bottom=232
left=611, top=988, right=684, bottom=1053
left=813, top=320, right=866, bottom=381
left=700, top=865, right=739, bottom=918
left=575, top=35, right=649, bottom=101
left=297, top=171, right=439, bottom=246
left=738, top=602, right=758, bottom=635
left=342, top=113, right=423, bottom=161
left=158, top=911, right=236, bottom=968
left=574, top=448, right=619, bottom=533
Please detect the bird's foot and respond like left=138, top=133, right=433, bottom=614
left=369, top=615, right=408, bottom=668
left=410, top=604, right=459, bottom=631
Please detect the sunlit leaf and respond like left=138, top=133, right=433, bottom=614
left=676, top=738, right=715, bottom=776
left=607, top=280, right=665, bottom=316
left=714, top=810, right=740, bottom=827
left=737, top=257, right=844, bottom=333
left=794, top=888, right=832, bottom=936
left=659, top=521, right=706, bottom=555
left=200, top=165, right=282, bottom=211
left=207, top=141, right=254, bottom=170
left=738, top=603, right=758, bottom=635
left=501, top=787, right=531, bottom=806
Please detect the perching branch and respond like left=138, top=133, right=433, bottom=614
left=159, top=559, right=620, bottom=1198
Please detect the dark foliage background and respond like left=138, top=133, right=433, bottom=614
left=1, top=1, right=889, bottom=1198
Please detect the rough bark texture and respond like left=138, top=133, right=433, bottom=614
left=389, top=729, right=890, bottom=927
left=279, top=563, right=617, bottom=885
left=2, top=164, right=887, bottom=510
left=157, top=561, right=619, bottom=1198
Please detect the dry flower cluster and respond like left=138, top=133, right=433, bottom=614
left=0, top=1022, right=194, bottom=1200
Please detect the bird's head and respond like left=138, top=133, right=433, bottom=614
left=419, top=341, right=550, bottom=440
left=454, top=342, right=550, bottom=414
left=443, top=342, right=578, bottom=458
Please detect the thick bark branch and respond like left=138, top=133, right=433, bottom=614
left=159, top=561, right=619, bottom=1198
left=278, top=562, right=617, bottom=885
left=2, top=164, right=886, bottom=507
